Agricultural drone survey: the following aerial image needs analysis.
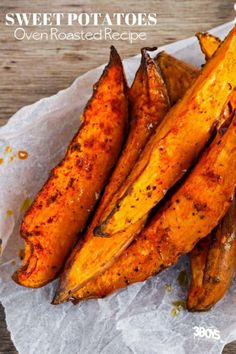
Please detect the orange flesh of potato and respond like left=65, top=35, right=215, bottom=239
left=61, top=30, right=233, bottom=301
left=196, top=32, right=222, bottom=60
left=53, top=50, right=170, bottom=303
left=87, top=48, right=170, bottom=224
left=187, top=196, right=236, bottom=311
left=155, top=51, right=199, bottom=105
left=72, top=107, right=236, bottom=301
left=12, top=46, right=128, bottom=288
left=96, top=26, right=236, bottom=237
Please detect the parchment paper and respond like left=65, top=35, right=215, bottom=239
left=0, top=21, right=235, bottom=354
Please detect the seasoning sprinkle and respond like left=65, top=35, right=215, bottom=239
left=18, top=150, right=28, bottom=160
left=165, top=284, right=173, bottom=293
left=177, top=270, right=188, bottom=288
left=9, top=155, right=16, bottom=163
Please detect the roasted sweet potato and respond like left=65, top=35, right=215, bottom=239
left=155, top=33, right=221, bottom=106
left=72, top=107, right=236, bottom=301
left=12, top=46, right=128, bottom=288
left=96, top=26, right=236, bottom=237
left=186, top=236, right=212, bottom=309
left=155, top=51, right=199, bottom=105
left=196, top=32, right=221, bottom=60
left=69, top=39, right=214, bottom=302
left=187, top=196, right=236, bottom=311
left=53, top=49, right=170, bottom=304
left=90, top=48, right=170, bottom=217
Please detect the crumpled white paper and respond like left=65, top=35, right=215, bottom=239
left=0, top=21, right=235, bottom=354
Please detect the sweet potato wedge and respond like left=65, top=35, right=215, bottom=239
left=155, top=33, right=221, bottom=106
left=53, top=50, right=170, bottom=304
left=196, top=33, right=236, bottom=127
left=12, top=46, right=128, bottom=288
left=72, top=107, right=236, bottom=301
left=90, top=48, right=170, bottom=217
left=54, top=28, right=236, bottom=303
left=69, top=41, right=215, bottom=302
left=96, top=26, right=236, bottom=237
left=187, top=196, right=236, bottom=311
left=186, top=235, right=212, bottom=309
left=196, top=32, right=221, bottom=60
left=155, top=51, right=199, bottom=105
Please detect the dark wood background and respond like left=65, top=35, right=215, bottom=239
left=0, top=0, right=235, bottom=353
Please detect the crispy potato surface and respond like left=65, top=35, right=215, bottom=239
left=13, top=46, right=128, bottom=288
left=96, top=26, right=236, bottom=237
left=72, top=108, right=236, bottom=301
left=53, top=50, right=170, bottom=303
left=187, top=196, right=236, bottom=311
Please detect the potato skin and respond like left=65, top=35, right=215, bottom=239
left=87, top=48, right=170, bottom=223
left=71, top=110, right=236, bottom=301
left=187, top=197, right=236, bottom=311
left=96, top=26, right=236, bottom=237
left=185, top=85, right=236, bottom=311
left=196, top=32, right=221, bottom=60
left=12, top=46, right=128, bottom=288
left=53, top=50, right=170, bottom=304
left=155, top=51, right=199, bottom=105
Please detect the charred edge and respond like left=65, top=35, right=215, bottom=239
left=195, top=32, right=221, bottom=58
left=51, top=294, right=63, bottom=305
left=92, top=46, right=120, bottom=92
left=187, top=303, right=213, bottom=312
left=153, top=51, right=169, bottom=90
left=195, top=32, right=209, bottom=61
left=96, top=150, right=152, bottom=235
left=83, top=45, right=126, bottom=122
left=141, top=47, right=159, bottom=76
left=93, top=195, right=124, bottom=236
left=218, top=109, right=235, bottom=137
left=141, top=48, right=169, bottom=106
left=71, top=294, right=100, bottom=305
left=93, top=224, right=110, bottom=237
left=130, top=63, right=142, bottom=93
left=11, top=270, right=20, bottom=284
left=197, top=32, right=224, bottom=62
left=52, top=284, right=69, bottom=304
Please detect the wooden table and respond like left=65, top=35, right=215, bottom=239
left=0, top=0, right=235, bottom=353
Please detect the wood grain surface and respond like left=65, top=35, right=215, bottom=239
left=0, top=1, right=235, bottom=353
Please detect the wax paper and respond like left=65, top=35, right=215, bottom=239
left=0, top=21, right=235, bottom=354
